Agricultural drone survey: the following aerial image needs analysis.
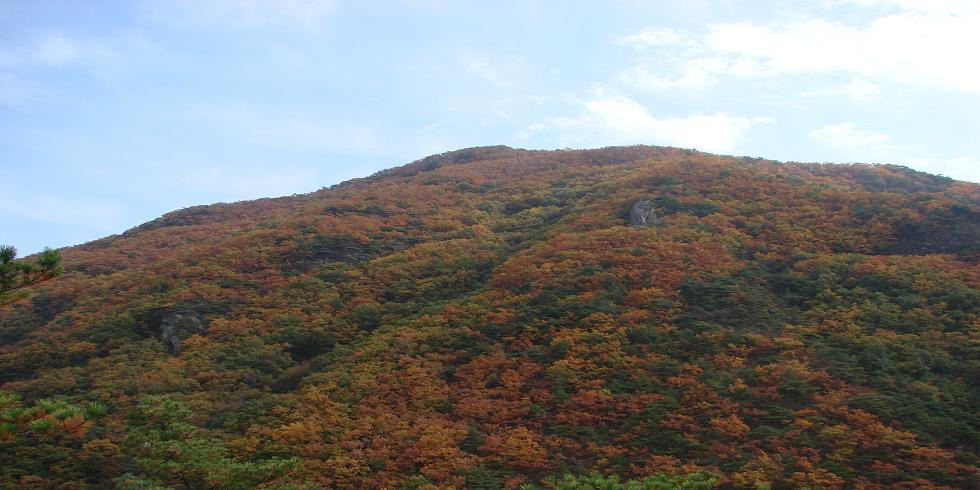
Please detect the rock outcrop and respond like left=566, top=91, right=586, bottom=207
left=158, top=312, right=205, bottom=354
left=628, top=200, right=660, bottom=227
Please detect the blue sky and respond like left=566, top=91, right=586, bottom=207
left=2, top=0, right=979, bottom=255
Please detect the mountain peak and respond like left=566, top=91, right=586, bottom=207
left=2, top=145, right=978, bottom=488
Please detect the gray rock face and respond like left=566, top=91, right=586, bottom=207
left=159, top=312, right=205, bottom=354
left=628, top=200, right=660, bottom=227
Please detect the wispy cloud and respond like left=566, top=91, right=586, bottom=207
left=809, top=122, right=891, bottom=149
left=802, top=79, right=881, bottom=102
left=708, top=10, right=980, bottom=93
left=619, top=27, right=687, bottom=48
left=141, top=0, right=339, bottom=29
left=0, top=32, right=116, bottom=68
left=620, top=2, right=980, bottom=94
left=827, top=0, right=980, bottom=14
left=458, top=51, right=529, bottom=89
left=808, top=123, right=980, bottom=182
left=525, top=92, right=767, bottom=153
left=621, top=57, right=762, bottom=91
left=192, top=103, right=381, bottom=154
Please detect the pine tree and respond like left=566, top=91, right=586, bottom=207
left=0, top=245, right=63, bottom=305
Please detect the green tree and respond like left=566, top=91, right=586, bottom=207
left=0, top=245, right=63, bottom=305
left=525, top=471, right=720, bottom=490
left=0, top=389, right=105, bottom=443
left=119, top=395, right=298, bottom=490
left=0, top=389, right=108, bottom=486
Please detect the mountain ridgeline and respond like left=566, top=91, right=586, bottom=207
left=1, top=146, right=978, bottom=488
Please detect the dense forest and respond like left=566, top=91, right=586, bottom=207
left=1, top=145, right=978, bottom=489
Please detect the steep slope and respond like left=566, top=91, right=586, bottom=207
left=1, top=146, right=978, bottom=489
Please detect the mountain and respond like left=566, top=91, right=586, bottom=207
left=1, top=145, right=978, bottom=489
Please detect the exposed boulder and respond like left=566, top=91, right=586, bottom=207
left=628, top=200, right=660, bottom=227
left=158, top=312, right=205, bottom=354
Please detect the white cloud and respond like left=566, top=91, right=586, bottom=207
left=704, top=11, right=980, bottom=93
left=803, top=79, right=881, bottom=101
left=836, top=79, right=881, bottom=101
left=620, top=2, right=980, bottom=94
left=622, top=56, right=765, bottom=91
left=527, top=94, right=765, bottom=153
left=621, top=66, right=710, bottom=91
left=809, top=122, right=891, bottom=149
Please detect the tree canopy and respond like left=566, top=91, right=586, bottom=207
left=0, top=245, right=63, bottom=305
left=0, top=146, right=977, bottom=488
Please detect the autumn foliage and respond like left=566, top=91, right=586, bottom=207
left=1, top=145, right=978, bottom=488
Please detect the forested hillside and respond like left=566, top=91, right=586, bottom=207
left=1, top=146, right=978, bottom=489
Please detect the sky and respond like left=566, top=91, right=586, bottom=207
left=2, top=0, right=979, bottom=255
